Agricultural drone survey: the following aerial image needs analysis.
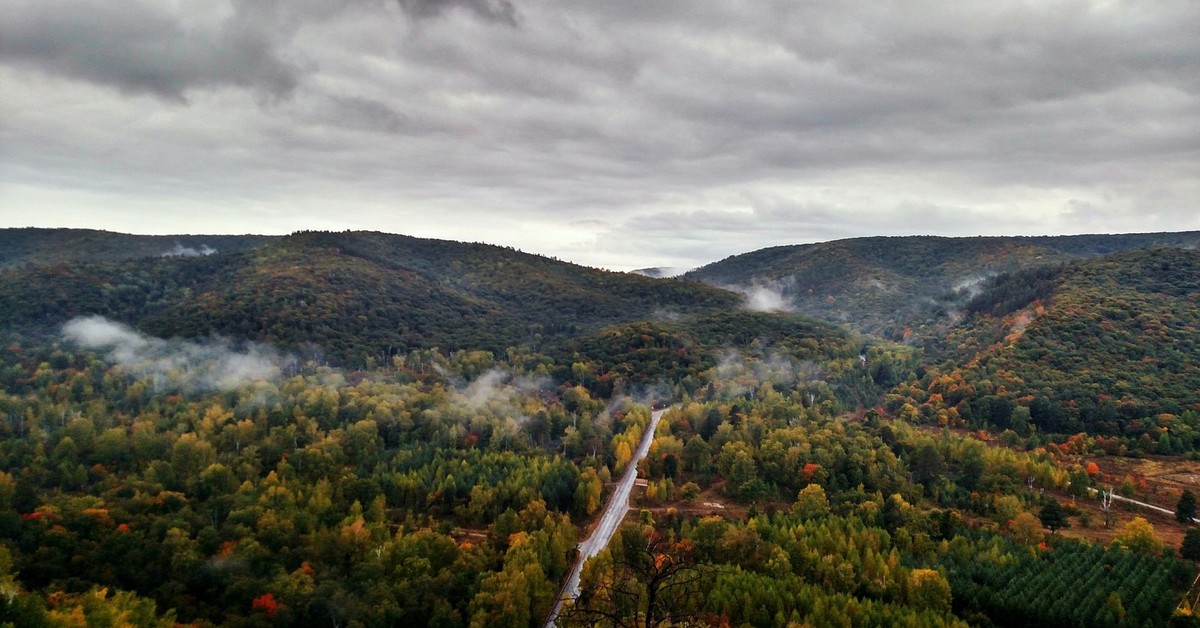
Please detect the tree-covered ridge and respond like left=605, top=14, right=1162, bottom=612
left=4, top=229, right=1200, bottom=627
left=888, top=247, right=1200, bottom=449
left=685, top=232, right=1200, bottom=339
left=559, top=310, right=912, bottom=403
left=0, top=228, right=277, bottom=269
left=0, top=230, right=739, bottom=365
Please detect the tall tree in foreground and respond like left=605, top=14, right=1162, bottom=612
left=1115, top=517, right=1163, bottom=556
left=1181, top=529, right=1200, bottom=562
left=1177, top=490, right=1197, bottom=525
left=1040, top=499, right=1070, bottom=534
left=563, top=526, right=710, bottom=628
left=1010, top=512, right=1044, bottom=546
left=1100, top=487, right=1115, bottom=528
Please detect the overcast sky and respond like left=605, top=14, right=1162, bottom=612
left=1, top=0, right=1197, bottom=270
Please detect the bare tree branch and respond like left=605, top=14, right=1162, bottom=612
left=560, top=525, right=716, bottom=628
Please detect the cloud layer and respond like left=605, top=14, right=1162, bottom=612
left=2, top=1, right=1198, bottom=269
left=62, top=315, right=291, bottom=392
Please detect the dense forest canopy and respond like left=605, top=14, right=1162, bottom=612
left=888, top=248, right=1200, bottom=450
left=2, top=228, right=1199, bottom=626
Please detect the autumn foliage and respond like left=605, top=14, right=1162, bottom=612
left=252, top=593, right=280, bottom=618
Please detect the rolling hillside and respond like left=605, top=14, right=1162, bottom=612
left=561, top=310, right=882, bottom=398
left=1, top=227, right=1196, bottom=627
left=686, top=232, right=1200, bottom=339
left=0, top=227, right=277, bottom=269
left=886, top=247, right=1200, bottom=449
left=0, top=230, right=739, bottom=365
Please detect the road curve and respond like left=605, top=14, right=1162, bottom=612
left=544, top=407, right=668, bottom=627
left=1087, top=487, right=1200, bottom=524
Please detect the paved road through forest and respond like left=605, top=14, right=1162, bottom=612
left=1087, top=487, right=1200, bottom=524
left=544, top=407, right=668, bottom=627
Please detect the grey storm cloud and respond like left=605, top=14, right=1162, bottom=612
left=0, top=0, right=309, bottom=101
left=1, top=0, right=1198, bottom=270
left=396, top=0, right=519, bottom=25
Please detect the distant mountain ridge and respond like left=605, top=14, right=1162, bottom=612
left=8, top=227, right=1200, bottom=363
left=630, top=266, right=691, bottom=279
left=0, top=230, right=739, bottom=365
left=0, top=227, right=278, bottom=269
left=685, top=232, right=1200, bottom=338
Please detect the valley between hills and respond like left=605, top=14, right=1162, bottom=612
left=1, top=228, right=1199, bottom=627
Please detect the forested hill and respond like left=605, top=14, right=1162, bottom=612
left=0, top=230, right=739, bottom=365
left=685, top=232, right=1200, bottom=338
left=887, top=247, right=1200, bottom=449
left=0, top=227, right=278, bottom=269
left=2, top=228, right=1196, bottom=627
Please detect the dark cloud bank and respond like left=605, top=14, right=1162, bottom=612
left=1, top=0, right=1197, bottom=269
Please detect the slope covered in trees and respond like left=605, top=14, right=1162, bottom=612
left=3, top=228, right=1199, bottom=626
left=0, top=230, right=739, bottom=365
left=0, top=228, right=277, bottom=269
left=4, top=321, right=1190, bottom=627
left=887, top=247, right=1200, bottom=450
left=686, top=232, right=1200, bottom=339
left=556, top=310, right=923, bottom=424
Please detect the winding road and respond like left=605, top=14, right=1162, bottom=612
left=544, top=407, right=668, bottom=627
left=1087, top=487, right=1200, bottom=524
